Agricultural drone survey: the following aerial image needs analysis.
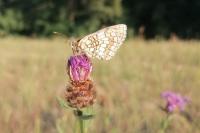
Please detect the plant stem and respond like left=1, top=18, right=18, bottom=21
left=79, top=116, right=85, bottom=133
left=74, top=109, right=86, bottom=133
left=160, top=114, right=171, bottom=133
left=74, top=108, right=94, bottom=133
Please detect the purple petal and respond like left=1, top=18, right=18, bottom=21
left=67, top=54, right=92, bottom=81
left=161, top=91, right=189, bottom=112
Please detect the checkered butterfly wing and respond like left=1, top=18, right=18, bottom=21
left=77, top=24, right=127, bottom=60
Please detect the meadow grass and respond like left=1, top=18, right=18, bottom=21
left=0, top=37, right=200, bottom=133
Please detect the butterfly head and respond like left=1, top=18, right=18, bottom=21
left=71, top=40, right=81, bottom=55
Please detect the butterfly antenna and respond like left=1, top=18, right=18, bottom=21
left=53, top=31, right=67, bottom=37
left=53, top=32, right=72, bottom=45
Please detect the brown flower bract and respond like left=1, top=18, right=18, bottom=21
left=65, top=79, right=96, bottom=109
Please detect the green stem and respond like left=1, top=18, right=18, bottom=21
left=74, top=108, right=94, bottom=133
left=160, top=114, right=171, bottom=133
left=74, top=109, right=86, bottom=133
left=79, top=116, right=85, bottom=133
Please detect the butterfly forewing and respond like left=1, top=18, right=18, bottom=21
left=78, top=24, right=127, bottom=60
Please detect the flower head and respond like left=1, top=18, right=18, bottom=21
left=161, top=91, right=189, bottom=113
left=67, top=54, right=92, bottom=81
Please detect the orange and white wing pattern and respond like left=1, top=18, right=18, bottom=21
left=77, top=24, right=127, bottom=60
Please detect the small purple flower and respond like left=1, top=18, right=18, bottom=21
left=161, top=91, right=189, bottom=113
left=67, top=54, right=92, bottom=81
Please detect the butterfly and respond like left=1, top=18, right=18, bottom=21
left=71, top=24, right=127, bottom=60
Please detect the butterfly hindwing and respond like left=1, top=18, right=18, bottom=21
left=78, top=24, right=127, bottom=60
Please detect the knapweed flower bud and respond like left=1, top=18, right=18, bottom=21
left=65, top=80, right=96, bottom=109
left=66, top=54, right=96, bottom=109
left=161, top=91, right=189, bottom=113
left=67, top=54, right=92, bottom=81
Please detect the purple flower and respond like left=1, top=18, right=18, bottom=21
left=67, top=54, right=92, bottom=81
left=161, top=91, right=189, bottom=113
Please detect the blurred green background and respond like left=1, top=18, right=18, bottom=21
left=0, top=0, right=200, bottom=38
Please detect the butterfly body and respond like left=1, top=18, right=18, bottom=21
left=71, top=24, right=127, bottom=60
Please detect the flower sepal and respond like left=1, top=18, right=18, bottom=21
left=74, top=109, right=95, bottom=120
